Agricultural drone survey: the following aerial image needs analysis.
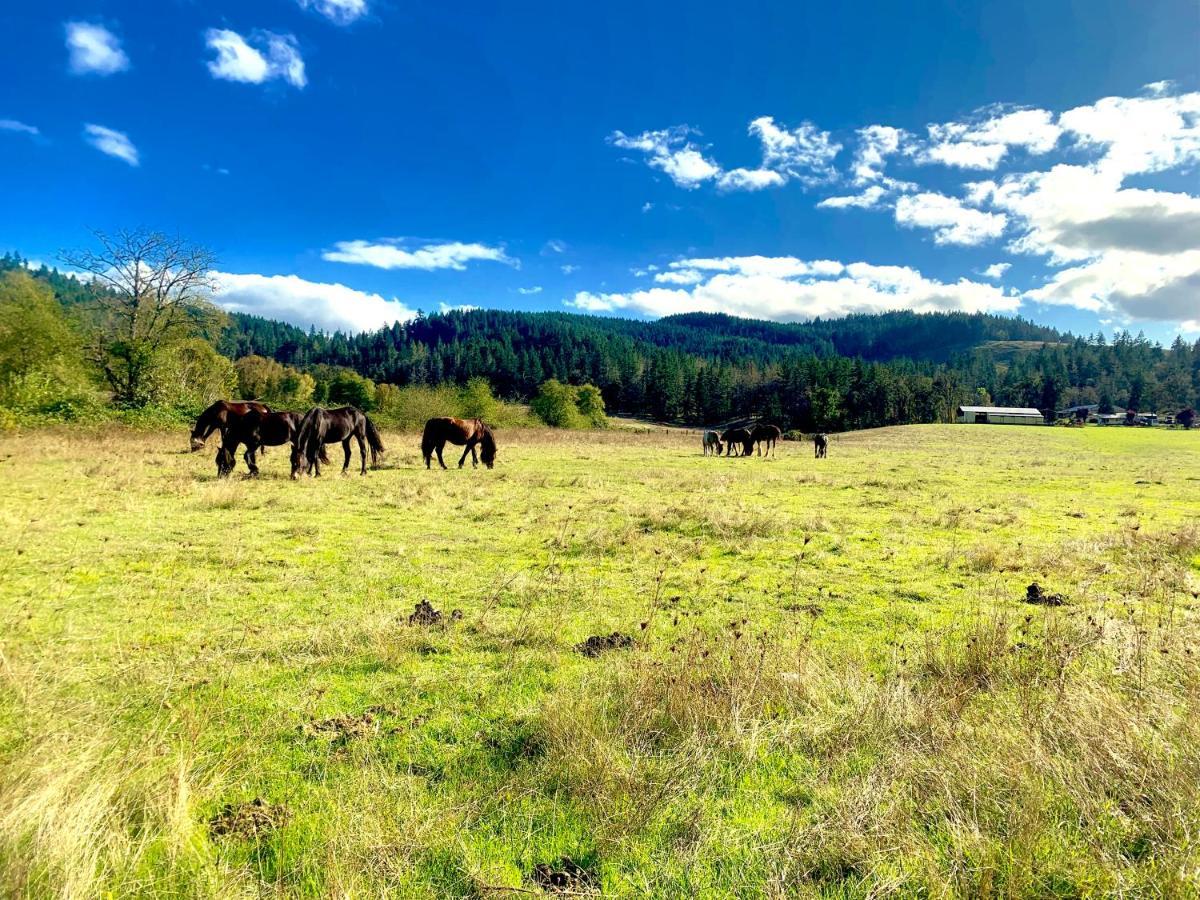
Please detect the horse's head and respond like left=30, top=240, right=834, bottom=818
left=190, top=434, right=207, bottom=452
left=290, top=444, right=309, bottom=479
left=480, top=427, right=497, bottom=469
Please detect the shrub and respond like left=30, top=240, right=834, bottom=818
left=531, top=379, right=608, bottom=428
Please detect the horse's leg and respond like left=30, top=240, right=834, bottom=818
left=245, top=442, right=259, bottom=477
left=458, top=441, right=471, bottom=469
left=470, top=445, right=478, bottom=468
left=436, top=442, right=447, bottom=469
left=342, top=439, right=352, bottom=474
left=357, top=432, right=367, bottom=475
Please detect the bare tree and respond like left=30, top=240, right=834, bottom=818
left=62, top=230, right=222, bottom=405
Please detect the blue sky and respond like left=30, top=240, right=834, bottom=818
left=2, top=1, right=1198, bottom=341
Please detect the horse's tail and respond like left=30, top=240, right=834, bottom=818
left=297, top=408, right=323, bottom=461
left=364, top=414, right=385, bottom=467
left=420, top=419, right=436, bottom=461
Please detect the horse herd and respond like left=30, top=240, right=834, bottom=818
left=189, top=399, right=825, bottom=479
left=703, top=424, right=828, bottom=458
left=189, top=400, right=496, bottom=478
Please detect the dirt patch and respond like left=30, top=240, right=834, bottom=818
left=531, top=857, right=599, bottom=893
left=408, top=600, right=463, bottom=626
left=209, top=798, right=288, bottom=839
left=574, top=632, right=633, bottom=657
left=1025, top=582, right=1066, bottom=607
left=301, top=705, right=397, bottom=744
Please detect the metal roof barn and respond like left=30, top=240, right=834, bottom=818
left=956, top=406, right=1045, bottom=425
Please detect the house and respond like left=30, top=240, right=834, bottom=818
left=956, top=405, right=1045, bottom=425
left=1095, top=412, right=1125, bottom=425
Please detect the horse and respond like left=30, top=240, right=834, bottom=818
left=814, top=433, right=828, bottom=458
left=751, top=423, right=782, bottom=457
left=422, top=417, right=497, bottom=470
left=216, top=409, right=328, bottom=477
left=721, top=427, right=752, bottom=457
left=190, top=400, right=271, bottom=452
left=702, top=430, right=723, bottom=456
left=291, top=406, right=385, bottom=478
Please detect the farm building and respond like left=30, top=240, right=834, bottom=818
left=956, top=405, right=1045, bottom=425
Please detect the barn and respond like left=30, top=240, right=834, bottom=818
left=956, top=405, right=1045, bottom=425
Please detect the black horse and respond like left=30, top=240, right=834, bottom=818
left=814, top=433, right=828, bottom=458
left=750, top=423, right=782, bottom=457
left=216, top=409, right=329, bottom=477
left=291, top=406, right=385, bottom=478
left=190, top=400, right=271, bottom=452
left=421, top=417, right=497, bottom=469
left=721, top=427, right=753, bottom=457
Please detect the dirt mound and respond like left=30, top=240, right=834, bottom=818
left=574, top=632, right=633, bottom=657
left=301, top=706, right=396, bottom=744
left=408, top=600, right=462, bottom=626
left=531, top=857, right=599, bottom=893
left=1025, top=582, right=1066, bottom=606
left=209, top=798, right=287, bottom=839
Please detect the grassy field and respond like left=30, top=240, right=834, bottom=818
left=1, top=424, right=1199, bottom=898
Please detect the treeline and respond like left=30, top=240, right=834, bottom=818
left=3, top=248, right=1199, bottom=433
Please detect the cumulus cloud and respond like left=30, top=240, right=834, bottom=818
left=894, top=192, right=1007, bottom=245
left=818, top=185, right=889, bottom=209
left=65, top=22, right=129, bottom=76
left=322, top=239, right=514, bottom=270
left=919, top=107, right=1061, bottom=170
left=1057, top=91, right=1200, bottom=179
left=439, top=303, right=479, bottom=314
left=561, top=264, right=580, bottom=274
left=297, top=0, right=368, bottom=25
left=1024, top=250, right=1200, bottom=321
left=851, top=125, right=908, bottom=183
left=205, top=29, right=306, bottom=88
left=567, top=256, right=1015, bottom=322
left=981, top=263, right=1011, bottom=279
left=0, top=119, right=39, bottom=137
left=609, top=117, right=839, bottom=192
left=214, top=272, right=414, bottom=333
left=83, top=124, right=138, bottom=166
left=516, top=286, right=543, bottom=294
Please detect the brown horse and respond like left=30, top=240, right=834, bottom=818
left=751, top=423, right=782, bottom=457
left=291, top=406, right=385, bottom=477
left=190, top=400, right=270, bottom=452
left=814, top=433, right=828, bottom=458
left=422, top=417, right=497, bottom=469
left=216, top=409, right=328, bottom=477
left=721, top=427, right=753, bottom=457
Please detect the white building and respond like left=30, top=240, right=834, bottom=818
left=956, top=405, right=1045, bottom=425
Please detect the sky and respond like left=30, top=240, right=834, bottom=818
left=1, top=0, right=1198, bottom=341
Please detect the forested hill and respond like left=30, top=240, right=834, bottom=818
left=5, top=252, right=1198, bottom=430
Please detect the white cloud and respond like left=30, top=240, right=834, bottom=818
left=609, top=127, right=721, bottom=189
left=568, top=256, right=1015, bottom=322
left=747, top=116, right=841, bottom=185
left=1024, top=250, right=1200, bottom=321
left=716, top=167, right=785, bottom=192
left=0, top=120, right=39, bottom=137
left=920, top=107, right=1061, bottom=170
left=65, top=22, right=129, bottom=76
left=322, top=239, right=514, bottom=270
left=83, top=124, right=138, bottom=166
left=297, top=0, right=368, bottom=25
left=641, top=201, right=654, bottom=212
left=653, top=269, right=705, bottom=285
left=818, top=185, right=889, bottom=209
left=1057, top=91, right=1200, bottom=179
left=205, top=29, right=306, bottom=88
left=1144, top=80, right=1175, bottom=97
left=981, top=263, right=1011, bottom=279
left=561, top=264, right=579, bottom=274
left=214, top=272, right=415, bottom=333
left=852, top=125, right=907, bottom=183
left=894, top=192, right=1007, bottom=245
left=516, top=286, right=543, bottom=294
left=439, top=303, right=479, bottom=315
left=542, top=239, right=566, bottom=254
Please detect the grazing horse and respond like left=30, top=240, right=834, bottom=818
left=190, top=400, right=271, bottom=452
left=291, top=406, right=385, bottom=478
left=813, top=433, right=828, bottom=458
left=216, top=409, right=329, bottom=477
left=702, top=430, right=723, bottom=456
left=751, top=423, right=782, bottom=457
left=721, top=427, right=752, bottom=457
left=422, top=417, right=497, bottom=470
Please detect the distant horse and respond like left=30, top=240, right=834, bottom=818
left=702, top=430, right=723, bottom=456
left=291, top=406, right=385, bottom=477
left=751, top=423, right=782, bottom=457
left=216, top=409, right=329, bottom=477
left=422, top=417, right=497, bottom=470
left=814, top=433, right=828, bottom=458
left=190, top=400, right=271, bottom=452
left=721, top=427, right=752, bottom=457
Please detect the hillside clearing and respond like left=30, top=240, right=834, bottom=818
left=1, top=425, right=1198, bottom=897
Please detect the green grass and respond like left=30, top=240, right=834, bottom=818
left=1, top=424, right=1199, bottom=897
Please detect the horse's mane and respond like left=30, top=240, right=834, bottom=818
left=296, top=407, right=328, bottom=461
